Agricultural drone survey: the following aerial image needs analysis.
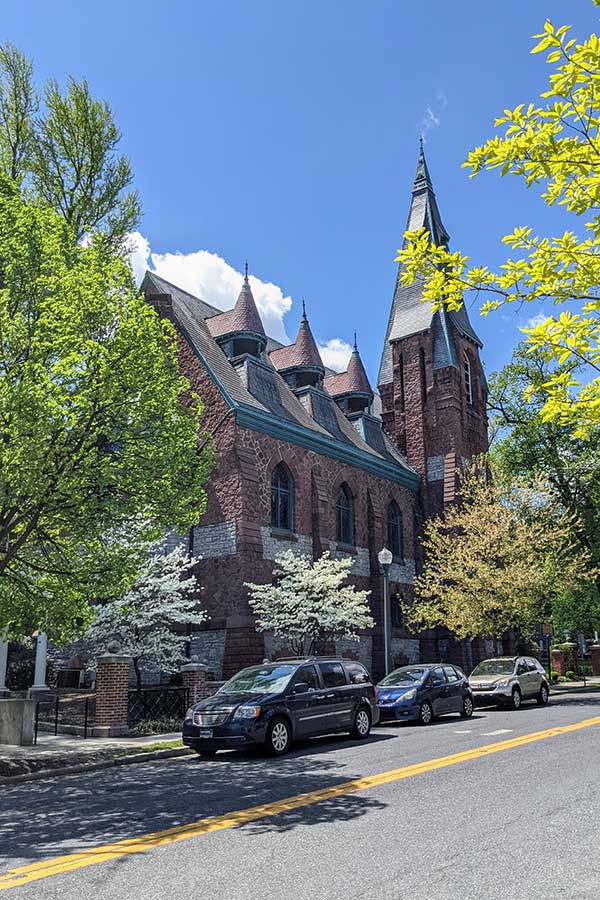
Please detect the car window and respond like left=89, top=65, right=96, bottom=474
left=471, top=659, right=515, bottom=676
left=443, top=666, right=459, bottom=683
left=319, top=662, right=346, bottom=688
left=294, top=666, right=321, bottom=691
left=345, top=662, right=370, bottom=685
left=431, top=666, right=446, bottom=686
left=516, top=660, right=528, bottom=675
left=526, top=659, right=538, bottom=672
left=453, top=666, right=466, bottom=680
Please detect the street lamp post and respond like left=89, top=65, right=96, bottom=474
left=378, top=547, right=393, bottom=676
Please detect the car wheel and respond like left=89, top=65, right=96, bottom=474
left=460, top=695, right=474, bottom=718
left=510, top=688, right=522, bottom=710
left=265, top=717, right=291, bottom=756
left=419, top=701, right=433, bottom=725
left=350, top=706, right=372, bottom=739
left=537, top=683, right=549, bottom=705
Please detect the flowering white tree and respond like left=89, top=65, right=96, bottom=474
left=245, top=550, right=373, bottom=656
left=85, top=542, right=207, bottom=691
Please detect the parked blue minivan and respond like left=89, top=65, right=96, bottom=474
left=183, top=658, right=380, bottom=757
left=377, top=664, right=474, bottom=725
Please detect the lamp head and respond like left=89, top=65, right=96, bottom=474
left=378, top=547, right=393, bottom=567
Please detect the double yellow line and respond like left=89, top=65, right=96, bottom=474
left=2, top=715, right=599, bottom=891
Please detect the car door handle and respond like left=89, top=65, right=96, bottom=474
left=325, top=693, right=336, bottom=700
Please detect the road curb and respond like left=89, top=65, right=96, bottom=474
left=0, top=746, right=194, bottom=787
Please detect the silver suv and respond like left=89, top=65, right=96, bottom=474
left=469, top=656, right=549, bottom=710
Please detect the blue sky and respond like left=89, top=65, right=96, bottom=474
left=3, top=0, right=598, bottom=380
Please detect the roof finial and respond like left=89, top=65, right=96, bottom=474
left=353, top=331, right=358, bottom=351
left=419, top=133, right=424, bottom=151
left=244, top=260, right=249, bottom=280
left=301, top=297, right=306, bottom=318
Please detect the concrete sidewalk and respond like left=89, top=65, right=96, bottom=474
left=0, top=731, right=189, bottom=782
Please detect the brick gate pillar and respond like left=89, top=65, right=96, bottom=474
left=590, top=645, right=600, bottom=677
left=551, top=649, right=566, bottom=677
left=181, top=662, right=208, bottom=706
left=93, top=652, right=130, bottom=737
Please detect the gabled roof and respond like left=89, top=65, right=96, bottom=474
left=142, top=273, right=418, bottom=488
left=206, top=274, right=266, bottom=339
left=377, top=145, right=482, bottom=387
left=324, top=343, right=373, bottom=398
left=269, top=307, right=324, bottom=371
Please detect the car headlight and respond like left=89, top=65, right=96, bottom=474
left=185, top=707, right=194, bottom=720
left=401, top=688, right=417, bottom=701
left=494, top=678, right=510, bottom=687
left=234, top=705, right=261, bottom=719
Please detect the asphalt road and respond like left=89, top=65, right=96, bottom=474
left=1, top=691, right=600, bottom=900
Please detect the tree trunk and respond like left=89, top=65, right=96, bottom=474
left=133, top=656, right=142, bottom=693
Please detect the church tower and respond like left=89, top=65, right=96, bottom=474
left=378, top=144, right=488, bottom=518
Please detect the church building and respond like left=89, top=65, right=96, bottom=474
left=141, top=146, right=488, bottom=679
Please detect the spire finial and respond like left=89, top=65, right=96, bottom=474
left=244, top=260, right=249, bottom=281
left=301, top=297, right=306, bottom=318
left=353, top=331, right=358, bottom=350
left=419, top=133, right=424, bottom=151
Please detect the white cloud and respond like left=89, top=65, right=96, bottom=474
left=524, top=313, right=548, bottom=329
left=318, top=338, right=353, bottom=373
left=127, top=231, right=292, bottom=343
left=420, top=91, right=448, bottom=137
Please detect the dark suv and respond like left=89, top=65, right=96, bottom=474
left=182, top=657, right=379, bottom=757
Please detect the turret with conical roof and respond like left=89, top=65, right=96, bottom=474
left=269, top=301, right=325, bottom=389
left=206, top=268, right=267, bottom=359
left=324, top=335, right=373, bottom=416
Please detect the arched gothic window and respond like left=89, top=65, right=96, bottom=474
left=463, top=351, right=473, bottom=405
left=271, top=463, right=294, bottom=531
left=387, top=501, right=403, bottom=559
left=336, top=483, right=354, bottom=546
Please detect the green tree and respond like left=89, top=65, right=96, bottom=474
left=396, top=4, right=600, bottom=437
left=488, top=343, right=600, bottom=590
left=551, top=586, right=600, bottom=639
left=0, top=43, right=139, bottom=246
left=0, top=180, right=212, bottom=642
left=0, top=43, right=37, bottom=182
left=409, top=459, right=594, bottom=641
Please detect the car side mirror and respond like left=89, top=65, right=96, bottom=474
left=293, top=682, right=309, bottom=694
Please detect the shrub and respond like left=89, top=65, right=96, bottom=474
left=557, top=676, right=568, bottom=683
left=550, top=670, right=560, bottom=683
left=129, top=717, right=182, bottom=736
left=565, top=670, right=577, bottom=680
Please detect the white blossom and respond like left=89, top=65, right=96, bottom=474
left=245, top=550, right=373, bottom=656
left=85, top=543, right=207, bottom=689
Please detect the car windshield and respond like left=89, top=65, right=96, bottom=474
left=379, top=667, right=428, bottom=687
left=218, top=664, right=296, bottom=695
left=471, top=659, right=515, bottom=676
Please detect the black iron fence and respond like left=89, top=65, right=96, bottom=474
left=34, top=692, right=96, bottom=744
left=127, top=687, right=190, bottom=727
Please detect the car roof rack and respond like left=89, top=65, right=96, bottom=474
left=276, top=656, right=346, bottom=662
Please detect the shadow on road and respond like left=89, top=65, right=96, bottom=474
left=0, top=732, right=396, bottom=866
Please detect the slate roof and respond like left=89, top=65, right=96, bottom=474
left=206, top=275, right=266, bottom=339
left=269, top=310, right=324, bottom=371
left=141, top=271, right=416, bottom=483
left=324, top=345, right=373, bottom=398
left=377, top=146, right=482, bottom=387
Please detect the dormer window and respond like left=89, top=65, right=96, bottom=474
left=463, top=351, right=473, bottom=405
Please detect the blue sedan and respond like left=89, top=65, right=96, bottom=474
left=377, top=664, right=474, bottom=725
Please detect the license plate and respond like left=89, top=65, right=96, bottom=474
left=198, top=728, right=212, bottom=739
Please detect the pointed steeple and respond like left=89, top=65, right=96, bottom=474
left=406, top=142, right=449, bottom=247
left=377, top=145, right=481, bottom=387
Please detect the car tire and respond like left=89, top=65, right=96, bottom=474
left=265, top=716, right=291, bottom=756
left=460, top=695, right=474, bottom=718
left=537, top=683, right=549, bottom=705
left=509, top=688, right=522, bottom=710
left=350, top=706, right=372, bottom=739
left=419, top=701, right=433, bottom=725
